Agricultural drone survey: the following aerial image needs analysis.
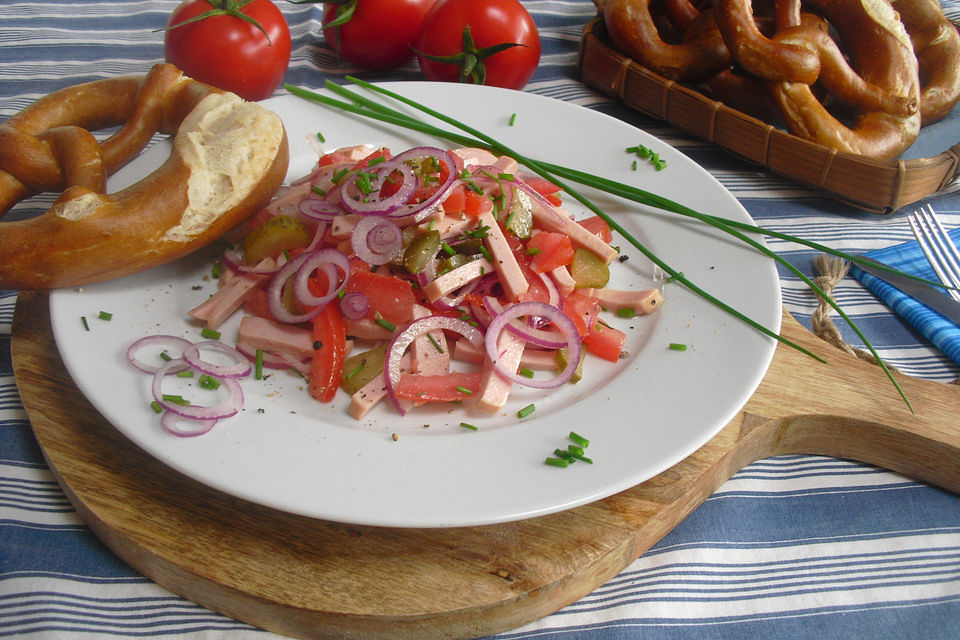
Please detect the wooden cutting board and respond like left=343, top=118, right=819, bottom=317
left=11, top=290, right=960, bottom=639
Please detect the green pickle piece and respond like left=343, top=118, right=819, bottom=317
left=437, top=253, right=477, bottom=273
left=570, top=248, right=610, bottom=288
left=505, top=186, right=533, bottom=239
left=555, top=346, right=585, bottom=383
left=403, top=230, right=442, bottom=274
left=243, top=215, right=312, bottom=265
left=340, top=343, right=388, bottom=395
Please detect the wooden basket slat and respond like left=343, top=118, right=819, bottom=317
left=578, top=16, right=960, bottom=214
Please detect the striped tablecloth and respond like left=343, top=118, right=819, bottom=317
left=2, top=1, right=959, bottom=638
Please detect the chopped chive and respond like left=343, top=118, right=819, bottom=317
left=98, top=311, right=113, bottom=321
left=159, top=351, right=172, bottom=362
left=176, top=370, right=194, bottom=378
left=311, top=185, right=327, bottom=196
left=441, top=241, right=456, bottom=256
left=545, top=457, right=569, bottom=468
left=255, top=349, right=264, bottom=380
left=517, top=403, right=535, bottom=419
left=368, top=155, right=386, bottom=166
left=212, top=261, right=222, bottom=279
left=568, top=444, right=584, bottom=456
left=427, top=333, right=445, bottom=353
left=554, top=448, right=576, bottom=461
left=509, top=112, right=517, bottom=126
left=332, top=167, right=350, bottom=183
left=479, top=245, right=492, bottom=261
left=615, top=307, right=636, bottom=318
left=162, top=394, right=190, bottom=406
left=632, top=160, right=638, bottom=171
left=345, top=362, right=365, bottom=379
left=518, top=366, right=535, bottom=379
left=525, top=247, right=541, bottom=256
left=150, top=400, right=163, bottom=414
left=199, top=374, right=221, bottom=390
left=569, top=452, right=593, bottom=464
left=316, top=131, right=326, bottom=143
left=498, top=172, right=514, bottom=181
left=374, top=312, right=396, bottom=332
left=201, top=327, right=221, bottom=340
left=455, top=385, right=474, bottom=395
left=569, top=431, right=590, bottom=447
left=460, top=422, right=478, bottom=431
left=80, top=316, right=89, bottom=331
left=668, top=342, right=688, bottom=351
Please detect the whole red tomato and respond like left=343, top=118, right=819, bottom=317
left=323, top=0, right=436, bottom=70
left=164, top=0, right=291, bottom=101
left=414, top=0, right=541, bottom=90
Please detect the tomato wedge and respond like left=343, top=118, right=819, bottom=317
left=309, top=303, right=347, bottom=402
left=583, top=321, right=626, bottom=362
left=526, top=231, right=574, bottom=273
left=395, top=371, right=482, bottom=402
left=345, top=269, right=417, bottom=325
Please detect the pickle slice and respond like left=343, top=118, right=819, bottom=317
left=244, top=215, right=312, bottom=265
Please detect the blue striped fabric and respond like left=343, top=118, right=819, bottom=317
left=2, top=1, right=960, bottom=638
left=851, top=228, right=960, bottom=366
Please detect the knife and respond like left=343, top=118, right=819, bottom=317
left=854, top=257, right=960, bottom=324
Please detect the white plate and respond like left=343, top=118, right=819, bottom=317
left=49, top=83, right=780, bottom=528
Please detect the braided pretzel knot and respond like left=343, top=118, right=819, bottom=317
left=602, top=0, right=731, bottom=82
left=0, top=63, right=289, bottom=290
left=715, top=0, right=921, bottom=159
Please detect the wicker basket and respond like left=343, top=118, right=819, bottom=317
left=577, top=15, right=960, bottom=214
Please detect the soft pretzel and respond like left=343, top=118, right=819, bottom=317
left=603, top=0, right=731, bottom=82
left=891, top=0, right=960, bottom=125
left=713, top=0, right=820, bottom=84
left=766, top=0, right=921, bottom=159
left=0, top=63, right=289, bottom=290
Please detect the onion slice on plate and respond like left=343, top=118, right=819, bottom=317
left=151, top=358, right=244, bottom=421
left=384, top=315, right=484, bottom=415
left=127, top=335, right=192, bottom=374
left=181, top=340, right=252, bottom=379
left=484, top=301, right=582, bottom=388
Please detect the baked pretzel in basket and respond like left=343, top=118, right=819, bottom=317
left=764, top=0, right=921, bottom=159
left=0, top=63, right=289, bottom=290
left=892, top=0, right=960, bottom=125
left=601, top=0, right=731, bottom=81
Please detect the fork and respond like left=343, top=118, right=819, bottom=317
left=909, top=204, right=960, bottom=303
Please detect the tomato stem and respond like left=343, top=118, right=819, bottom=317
left=164, top=0, right=273, bottom=46
left=413, top=25, right=525, bottom=85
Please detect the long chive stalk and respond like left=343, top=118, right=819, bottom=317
left=312, top=78, right=822, bottom=361
left=285, top=82, right=948, bottom=291
left=283, top=80, right=918, bottom=406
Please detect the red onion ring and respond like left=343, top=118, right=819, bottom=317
left=220, top=247, right=280, bottom=276
left=388, top=147, right=458, bottom=221
left=384, top=315, right=484, bottom=415
left=266, top=249, right=350, bottom=324
left=152, top=358, right=244, bottom=421
left=340, top=161, right=418, bottom=216
left=482, top=296, right=567, bottom=349
left=292, top=249, right=351, bottom=306
left=127, top=335, right=192, bottom=374
left=181, top=340, right=252, bottom=379
left=298, top=197, right=342, bottom=223
left=160, top=412, right=217, bottom=438
left=484, top=301, right=582, bottom=389
left=350, top=215, right=402, bottom=265
left=339, top=291, right=370, bottom=320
